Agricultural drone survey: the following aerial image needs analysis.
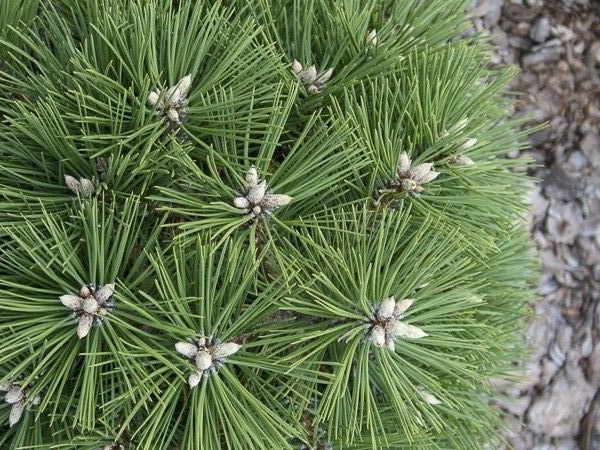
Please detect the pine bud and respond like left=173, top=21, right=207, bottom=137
left=175, top=342, right=199, bottom=358
left=385, top=338, right=395, bottom=352
left=64, top=175, right=82, bottom=194
left=401, top=178, right=418, bottom=192
left=77, top=314, right=94, bottom=339
left=167, top=108, right=180, bottom=123
left=410, top=163, right=434, bottom=182
left=370, top=325, right=385, bottom=347
left=460, top=138, right=477, bottom=150
left=247, top=181, right=267, bottom=203
left=178, top=74, right=192, bottom=96
left=393, top=299, right=414, bottom=317
left=195, top=350, right=212, bottom=371
left=82, top=297, right=99, bottom=314
left=397, top=152, right=411, bottom=175
left=212, top=342, right=241, bottom=359
left=79, top=178, right=94, bottom=197
left=377, top=297, right=396, bottom=320
left=452, top=154, right=475, bottom=166
left=302, top=65, right=318, bottom=84
left=9, top=401, right=24, bottom=427
left=393, top=322, right=428, bottom=339
left=233, top=197, right=250, bottom=209
left=316, top=68, right=334, bottom=84
left=291, top=59, right=303, bottom=75
left=79, top=285, right=91, bottom=298
left=417, top=386, right=442, bottom=405
left=188, top=371, right=201, bottom=388
left=5, top=387, right=23, bottom=403
left=245, top=166, right=259, bottom=187
left=95, top=283, right=115, bottom=303
left=147, top=91, right=159, bottom=106
left=60, top=294, right=82, bottom=309
left=366, top=29, right=378, bottom=46
left=453, top=117, right=468, bottom=132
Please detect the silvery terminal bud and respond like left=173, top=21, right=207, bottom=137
left=233, top=166, right=293, bottom=219
left=176, top=336, right=242, bottom=388
left=460, top=138, right=478, bottom=150
left=365, top=297, right=427, bottom=350
left=366, top=29, right=378, bottom=46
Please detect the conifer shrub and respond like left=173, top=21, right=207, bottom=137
left=0, top=1, right=536, bottom=448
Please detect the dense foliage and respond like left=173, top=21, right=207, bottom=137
left=0, top=0, right=535, bottom=448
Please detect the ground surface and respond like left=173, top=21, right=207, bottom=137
left=471, top=0, right=600, bottom=448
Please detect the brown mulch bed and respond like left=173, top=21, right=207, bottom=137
left=471, top=0, right=600, bottom=448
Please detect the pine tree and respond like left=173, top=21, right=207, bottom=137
left=0, top=1, right=536, bottom=448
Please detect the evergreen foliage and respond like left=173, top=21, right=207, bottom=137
left=0, top=0, right=536, bottom=448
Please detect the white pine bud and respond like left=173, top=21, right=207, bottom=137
left=302, top=65, right=317, bottom=84
left=5, top=387, right=23, bottom=404
left=370, top=325, right=385, bottom=347
left=275, top=194, right=293, bottom=206
left=77, top=314, right=94, bottom=338
left=410, top=163, right=433, bottom=183
left=95, top=283, right=115, bottom=303
left=316, top=68, right=333, bottom=84
left=60, top=294, right=82, bottom=310
left=9, top=401, right=24, bottom=427
left=401, top=178, right=418, bottom=192
left=263, top=194, right=292, bottom=209
left=247, top=181, right=267, bottom=203
left=417, top=386, right=442, bottom=405
left=460, top=138, right=477, bottom=150
left=177, top=74, right=192, bottom=96
left=212, top=342, right=241, bottom=359
left=64, top=175, right=82, bottom=194
left=384, top=338, right=395, bottom=352
left=453, top=117, right=468, bottom=132
left=397, top=152, right=411, bottom=175
left=392, top=321, right=428, bottom=339
left=307, top=84, right=319, bottom=94
left=419, top=170, right=440, bottom=184
left=453, top=154, right=475, bottom=166
left=245, top=166, right=259, bottom=187
left=188, top=371, right=201, bottom=388
left=147, top=91, right=159, bottom=106
left=393, top=299, right=414, bottom=317
left=233, top=196, right=250, bottom=209
left=79, top=178, right=94, bottom=197
left=366, top=29, right=378, bottom=46
left=82, top=297, right=99, bottom=314
left=167, top=108, right=180, bottom=123
left=377, top=297, right=396, bottom=320
left=291, top=59, right=303, bottom=75
left=195, top=350, right=212, bottom=371
left=175, top=342, right=198, bottom=358
left=79, top=285, right=91, bottom=298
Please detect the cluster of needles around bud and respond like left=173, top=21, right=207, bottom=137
left=364, top=296, right=427, bottom=352
left=0, top=382, right=40, bottom=427
left=175, top=336, right=242, bottom=388
left=233, top=166, right=292, bottom=220
left=60, top=283, right=115, bottom=338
